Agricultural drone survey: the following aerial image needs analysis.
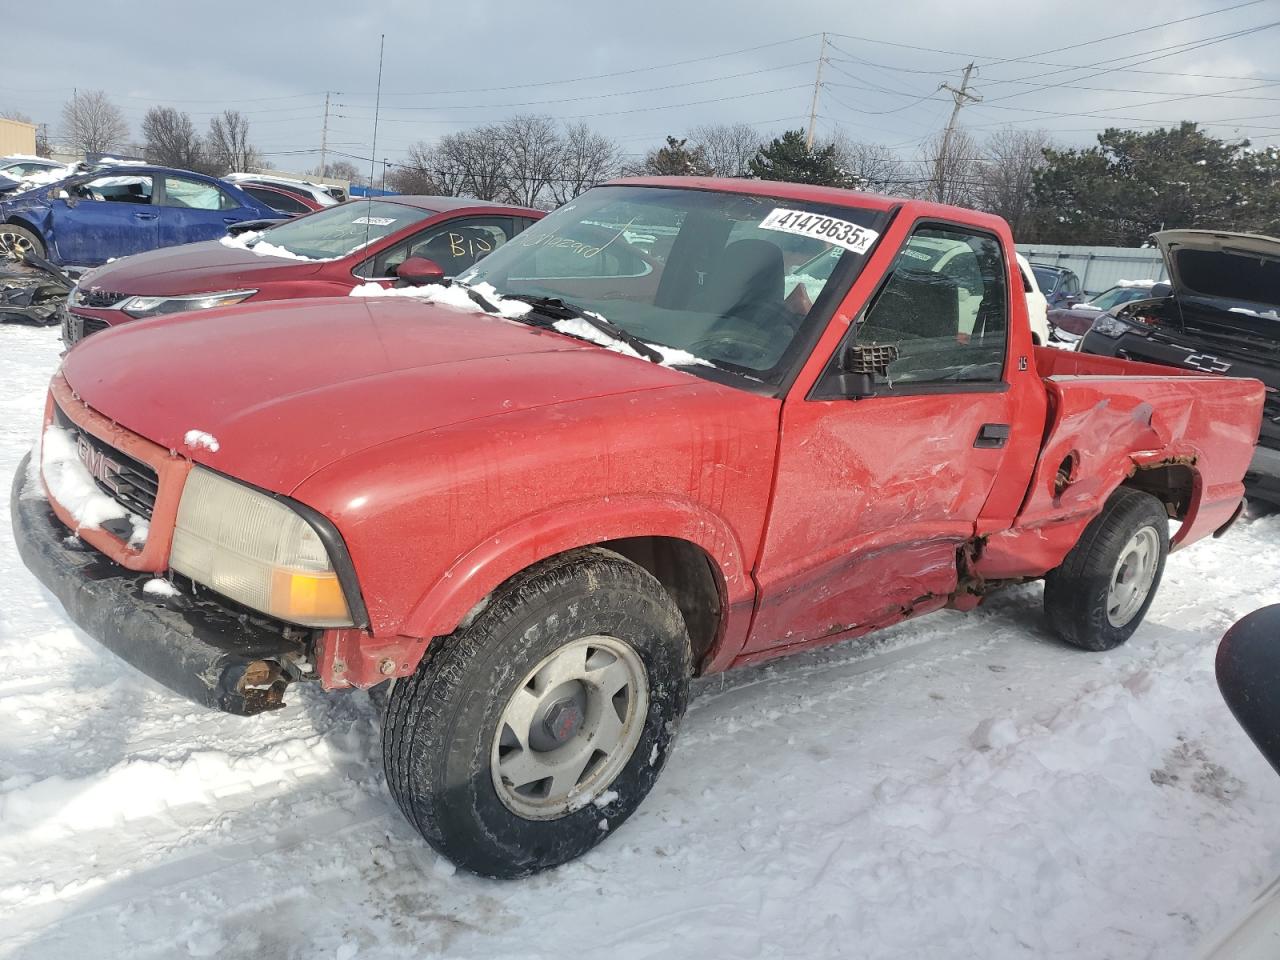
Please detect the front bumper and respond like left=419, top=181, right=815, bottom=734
left=11, top=454, right=309, bottom=715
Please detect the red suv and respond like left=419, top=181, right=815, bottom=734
left=61, top=195, right=541, bottom=343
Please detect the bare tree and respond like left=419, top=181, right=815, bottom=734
left=431, top=126, right=508, bottom=201
left=386, top=142, right=444, bottom=195
left=690, top=122, right=760, bottom=178
left=830, top=133, right=909, bottom=195
left=60, top=90, right=128, bottom=156
left=917, top=128, right=980, bottom=207
left=310, top=159, right=367, bottom=185
left=976, top=128, right=1052, bottom=238
left=549, top=122, right=618, bottom=205
left=141, top=106, right=207, bottom=171
left=495, top=115, right=563, bottom=208
left=206, top=110, right=260, bottom=174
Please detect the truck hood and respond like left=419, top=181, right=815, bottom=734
left=1154, top=229, right=1280, bottom=321
left=59, top=297, right=693, bottom=494
left=76, top=240, right=325, bottom=296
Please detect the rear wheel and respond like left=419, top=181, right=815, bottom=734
left=382, top=548, right=691, bottom=878
left=0, top=224, right=44, bottom=264
left=1044, top=487, right=1169, bottom=651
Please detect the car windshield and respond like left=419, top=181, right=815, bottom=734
left=1031, top=266, right=1059, bottom=293
left=1090, top=285, right=1151, bottom=311
left=458, top=185, right=891, bottom=385
left=252, top=200, right=431, bottom=260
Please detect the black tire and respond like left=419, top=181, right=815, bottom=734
left=1044, top=487, right=1170, bottom=651
left=383, top=547, right=691, bottom=879
left=0, top=224, right=45, bottom=263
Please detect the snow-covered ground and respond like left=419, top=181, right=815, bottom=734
left=2, top=323, right=1280, bottom=959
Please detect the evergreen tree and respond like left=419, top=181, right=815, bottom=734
left=641, top=136, right=712, bottom=176
left=748, top=130, right=853, bottom=187
left=1029, top=122, right=1280, bottom=244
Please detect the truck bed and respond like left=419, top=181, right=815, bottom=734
left=975, top=345, right=1265, bottom=580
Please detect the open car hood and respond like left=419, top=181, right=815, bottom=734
left=1153, top=229, right=1280, bottom=312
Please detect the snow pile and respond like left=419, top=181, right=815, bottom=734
left=1116, top=279, right=1158, bottom=288
left=183, top=429, right=219, bottom=453
left=142, top=578, right=179, bottom=598
left=552, top=315, right=710, bottom=368
left=38, top=423, right=145, bottom=543
left=350, top=280, right=533, bottom=320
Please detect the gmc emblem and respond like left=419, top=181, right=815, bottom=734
left=1183, top=353, right=1232, bottom=374
left=75, top=434, right=121, bottom=494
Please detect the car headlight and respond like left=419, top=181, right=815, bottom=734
left=118, top=289, right=256, bottom=319
left=1089, top=313, right=1147, bottom=339
left=169, top=467, right=354, bottom=627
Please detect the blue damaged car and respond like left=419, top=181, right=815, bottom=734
left=0, top=165, right=282, bottom=268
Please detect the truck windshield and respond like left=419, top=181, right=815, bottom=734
left=458, top=185, right=891, bottom=386
left=251, top=200, right=431, bottom=260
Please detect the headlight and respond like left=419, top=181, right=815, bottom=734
left=169, top=467, right=353, bottom=627
left=118, top=289, right=256, bottom=319
left=1089, top=314, right=1146, bottom=339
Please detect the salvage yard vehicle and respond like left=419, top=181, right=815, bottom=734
left=1079, top=230, right=1280, bottom=507
left=0, top=164, right=282, bottom=269
left=1030, top=262, right=1084, bottom=308
left=59, top=196, right=541, bottom=344
left=1048, top=279, right=1160, bottom=344
left=11, top=177, right=1264, bottom=879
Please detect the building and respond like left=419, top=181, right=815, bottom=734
left=0, top=117, right=38, bottom=157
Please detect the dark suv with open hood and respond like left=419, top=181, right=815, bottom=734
left=1080, top=229, right=1280, bottom=504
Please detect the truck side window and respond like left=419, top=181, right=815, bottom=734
left=855, top=225, right=1008, bottom=385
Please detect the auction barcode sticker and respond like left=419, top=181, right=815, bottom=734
left=758, top=208, right=879, bottom=254
left=352, top=216, right=396, bottom=226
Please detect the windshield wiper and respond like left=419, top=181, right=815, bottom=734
left=509, top=294, right=664, bottom=363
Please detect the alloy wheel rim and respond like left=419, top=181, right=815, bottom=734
left=1107, top=526, right=1160, bottom=627
left=0, top=231, right=32, bottom=262
left=490, top=635, right=648, bottom=820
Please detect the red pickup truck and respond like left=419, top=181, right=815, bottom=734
left=11, top=177, right=1263, bottom=879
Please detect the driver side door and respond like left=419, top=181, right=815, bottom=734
left=745, top=221, right=1022, bottom=655
left=49, top=174, right=156, bottom=265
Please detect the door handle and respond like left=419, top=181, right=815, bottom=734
left=974, top=423, right=1011, bottom=449
left=134, top=212, right=157, bottom=220
left=222, top=217, right=238, bottom=224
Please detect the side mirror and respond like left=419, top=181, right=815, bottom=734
left=1217, top=605, right=1280, bottom=776
left=1150, top=282, right=1173, bottom=298
left=836, top=342, right=899, bottom=398
left=396, top=257, right=446, bottom=287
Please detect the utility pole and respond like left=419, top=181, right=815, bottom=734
left=934, top=63, right=981, bottom=203
left=805, top=33, right=827, bottom=150
left=319, top=91, right=331, bottom=177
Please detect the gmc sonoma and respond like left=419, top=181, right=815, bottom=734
left=11, top=178, right=1264, bottom=879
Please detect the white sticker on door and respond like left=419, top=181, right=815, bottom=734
left=758, top=208, right=879, bottom=255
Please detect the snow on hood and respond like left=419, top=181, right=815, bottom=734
left=350, top=280, right=533, bottom=320
left=219, top=230, right=372, bottom=263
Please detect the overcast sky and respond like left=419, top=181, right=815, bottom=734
left=3, top=0, right=1276, bottom=175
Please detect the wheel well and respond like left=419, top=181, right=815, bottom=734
left=600, top=536, right=722, bottom=673
left=1123, top=462, right=1196, bottom=519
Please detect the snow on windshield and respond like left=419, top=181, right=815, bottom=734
left=350, top=281, right=709, bottom=368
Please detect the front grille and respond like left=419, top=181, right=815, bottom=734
left=52, top=405, right=159, bottom=523
left=71, top=286, right=128, bottom=309
left=62, top=313, right=112, bottom=345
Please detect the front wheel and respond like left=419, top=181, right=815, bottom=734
left=382, top=548, right=691, bottom=878
left=0, top=224, right=45, bottom=264
left=1044, top=487, right=1170, bottom=651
